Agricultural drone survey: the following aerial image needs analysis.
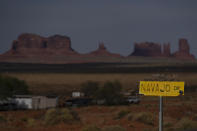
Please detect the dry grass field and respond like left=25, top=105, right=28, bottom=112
left=2, top=72, right=197, bottom=95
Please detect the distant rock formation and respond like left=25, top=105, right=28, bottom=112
left=4, top=33, right=78, bottom=56
left=173, top=39, right=195, bottom=60
left=0, top=33, right=195, bottom=64
left=0, top=34, right=123, bottom=64
left=163, top=43, right=171, bottom=57
left=130, top=39, right=195, bottom=60
left=88, top=43, right=122, bottom=57
left=131, top=42, right=162, bottom=57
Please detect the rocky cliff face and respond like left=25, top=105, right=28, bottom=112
left=6, top=33, right=78, bottom=56
left=131, top=42, right=162, bottom=57
left=89, top=43, right=122, bottom=57
left=163, top=43, right=171, bottom=57
left=130, top=39, right=195, bottom=60
left=173, top=39, right=195, bottom=60
left=0, top=34, right=123, bottom=64
left=0, top=33, right=195, bottom=64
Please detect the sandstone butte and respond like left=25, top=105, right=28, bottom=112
left=0, top=33, right=195, bottom=64
left=130, top=38, right=195, bottom=60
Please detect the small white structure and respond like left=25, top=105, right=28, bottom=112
left=32, top=96, right=58, bottom=109
left=13, top=95, right=58, bottom=110
left=14, top=95, right=33, bottom=109
left=72, top=92, right=84, bottom=98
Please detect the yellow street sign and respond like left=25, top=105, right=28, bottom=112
left=139, top=81, right=184, bottom=96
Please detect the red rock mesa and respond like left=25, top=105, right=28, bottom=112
left=5, top=33, right=78, bottom=56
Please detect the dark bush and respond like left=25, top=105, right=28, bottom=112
left=81, top=80, right=124, bottom=105
left=96, top=81, right=124, bottom=105
left=81, top=81, right=99, bottom=97
left=0, top=75, right=29, bottom=100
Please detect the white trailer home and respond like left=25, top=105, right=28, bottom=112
left=13, top=95, right=58, bottom=110
left=14, top=95, right=33, bottom=109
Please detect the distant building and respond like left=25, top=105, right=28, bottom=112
left=13, top=95, right=58, bottom=110
left=72, top=92, right=84, bottom=98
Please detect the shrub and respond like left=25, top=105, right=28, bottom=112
left=192, top=114, right=197, bottom=121
left=145, top=104, right=152, bottom=109
left=96, top=81, right=124, bottom=105
left=0, top=75, right=29, bottom=100
left=142, top=129, right=153, bottom=131
left=81, top=81, right=99, bottom=97
left=44, top=108, right=57, bottom=125
left=165, top=128, right=175, bottom=131
left=27, top=118, right=35, bottom=127
left=176, top=117, right=197, bottom=130
left=102, top=125, right=126, bottom=131
left=115, top=110, right=130, bottom=119
left=81, top=80, right=125, bottom=105
left=70, top=109, right=80, bottom=121
left=0, top=115, right=7, bottom=123
left=60, top=108, right=74, bottom=122
left=135, top=112, right=154, bottom=125
left=6, top=115, right=15, bottom=123
left=127, top=113, right=133, bottom=121
left=21, top=117, right=28, bottom=122
left=164, top=122, right=173, bottom=128
left=82, top=125, right=101, bottom=131
left=44, top=108, right=79, bottom=125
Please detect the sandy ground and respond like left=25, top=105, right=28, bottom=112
left=0, top=94, right=197, bottom=131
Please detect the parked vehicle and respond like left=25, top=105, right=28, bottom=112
left=64, top=96, right=140, bottom=107
left=0, top=101, right=17, bottom=111
left=126, top=96, right=140, bottom=104
left=64, top=98, right=92, bottom=107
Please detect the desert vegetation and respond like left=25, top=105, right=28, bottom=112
left=81, top=81, right=125, bottom=105
left=44, top=108, right=80, bottom=125
left=0, top=75, right=29, bottom=100
left=0, top=72, right=197, bottom=130
left=0, top=99, right=196, bottom=131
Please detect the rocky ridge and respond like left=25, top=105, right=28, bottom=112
left=0, top=33, right=195, bottom=64
left=5, top=33, right=77, bottom=56
left=88, top=43, right=122, bottom=57
left=130, top=39, right=194, bottom=60
left=172, top=39, right=195, bottom=60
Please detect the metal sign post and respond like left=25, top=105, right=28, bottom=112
left=159, top=96, right=163, bottom=131
left=139, top=81, right=184, bottom=131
